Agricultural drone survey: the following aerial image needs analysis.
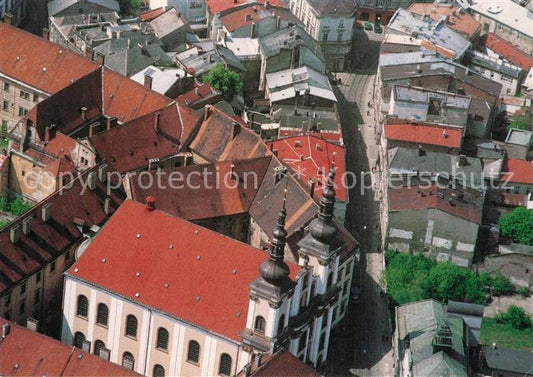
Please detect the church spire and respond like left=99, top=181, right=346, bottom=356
left=259, top=191, right=290, bottom=283
left=307, top=166, right=337, bottom=240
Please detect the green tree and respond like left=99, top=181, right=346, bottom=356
left=202, top=64, right=243, bottom=102
left=496, top=305, right=532, bottom=330
left=0, top=195, right=8, bottom=212
left=508, top=114, right=531, bottom=131
left=130, top=0, right=143, bottom=9
left=9, top=196, right=32, bottom=216
left=499, top=207, right=533, bottom=245
left=490, top=273, right=514, bottom=296
left=422, top=262, right=470, bottom=303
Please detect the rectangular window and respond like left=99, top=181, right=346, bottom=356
left=3, top=82, right=9, bottom=91
left=50, top=261, right=56, bottom=272
left=323, top=32, right=328, bottom=41
left=337, top=32, right=343, bottom=42
left=18, top=107, right=28, bottom=117
left=36, top=271, right=41, bottom=283
left=34, top=289, right=40, bottom=304
left=19, top=301, right=25, bottom=315
left=19, top=90, right=30, bottom=100
left=33, top=94, right=39, bottom=103
left=3, top=100, right=9, bottom=112
left=4, top=294, right=11, bottom=306
left=21, top=281, right=27, bottom=295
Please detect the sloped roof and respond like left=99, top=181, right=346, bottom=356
left=247, top=349, right=323, bottom=376
left=0, top=165, right=123, bottom=295
left=483, top=33, right=533, bottom=71
left=259, top=24, right=324, bottom=61
left=0, top=319, right=139, bottom=376
left=501, top=157, right=533, bottom=184
left=384, top=122, right=462, bottom=149
left=484, top=347, right=533, bottom=374
left=150, top=7, right=188, bottom=39
left=0, top=22, right=99, bottom=95
left=306, top=0, right=356, bottom=15
left=206, top=0, right=287, bottom=15
left=266, top=135, right=347, bottom=202
left=67, top=200, right=300, bottom=342
left=220, top=3, right=299, bottom=32
left=47, top=0, right=120, bottom=17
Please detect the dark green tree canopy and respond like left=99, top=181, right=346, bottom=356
left=499, top=207, right=533, bottom=245
left=202, top=64, right=243, bottom=102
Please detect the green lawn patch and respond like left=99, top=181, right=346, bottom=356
left=480, top=316, right=533, bottom=351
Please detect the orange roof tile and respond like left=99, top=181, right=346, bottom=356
left=408, top=4, right=481, bottom=40
left=0, top=319, right=140, bottom=376
left=501, top=158, right=533, bottom=185
left=484, top=33, right=533, bottom=71
left=68, top=200, right=300, bottom=342
left=140, top=7, right=166, bottom=21
left=206, top=0, right=287, bottom=14
left=384, top=123, right=462, bottom=149
left=266, top=135, right=347, bottom=202
left=245, top=350, right=323, bottom=377
left=219, top=3, right=299, bottom=32
left=0, top=22, right=98, bottom=95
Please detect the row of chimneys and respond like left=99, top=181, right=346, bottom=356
left=9, top=164, right=110, bottom=244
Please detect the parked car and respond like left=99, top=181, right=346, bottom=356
left=374, top=24, right=383, bottom=34
left=364, top=22, right=373, bottom=31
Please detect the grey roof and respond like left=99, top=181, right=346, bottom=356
left=393, top=85, right=471, bottom=109
left=176, top=47, right=245, bottom=77
left=272, top=105, right=341, bottom=132
left=505, top=128, right=533, bottom=146
left=387, top=9, right=471, bottom=59
left=379, top=51, right=444, bottom=67
left=149, top=7, right=188, bottom=39
left=306, top=0, right=356, bottom=15
left=447, top=301, right=485, bottom=317
left=380, top=60, right=502, bottom=99
left=388, top=147, right=484, bottom=190
left=484, top=347, right=533, bottom=374
left=470, top=51, right=522, bottom=79
left=258, top=24, right=325, bottom=62
left=48, top=0, right=120, bottom=17
left=396, top=299, right=467, bottom=377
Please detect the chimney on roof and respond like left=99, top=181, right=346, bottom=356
left=10, top=224, right=21, bottom=244
left=2, top=323, right=10, bottom=339
left=104, top=197, right=111, bottom=215
left=26, top=318, right=38, bottom=332
left=231, top=121, right=241, bottom=139
left=276, top=15, right=281, bottom=29
left=98, top=164, right=107, bottom=182
left=146, top=196, right=156, bottom=211
left=154, top=110, right=161, bottom=133
left=418, top=145, right=426, bottom=156
left=80, top=106, right=88, bottom=121
left=144, top=73, right=153, bottom=90
left=4, top=12, right=13, bottom=25
left=442, top=130, right=448, bottom=139
left=95, top=52, right=105, bottom=66
left=87, top=171, right=97, bottom=190
left=22, top=217, right=32, bottom=235
left=250, top=21, right=256, bottom=38
left=204, top=105, right=213, bottom=122
left=309, top=179, right=315, bottom=199
left=295, top=140, right=301, bottom=147
left=42, top=28, right=49, bottom=40
left=42, top=203, right=52, bottom=222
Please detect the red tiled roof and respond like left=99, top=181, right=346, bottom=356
left=0, top=319, right=140, bottom=376
left=0, top=22, right=98, bottom=95
left=266, top=135, right=347, bottom=202
left=279, top=129, right=343, bottom=143
left=484, top=33, right=533, bottom=71
left=501, top=158, right=533, bottom=185
left=219, top=3, right=299, bottom=32
left=189, top=106, right=271, bottom=162
left=407, top=4, right=481, bottom=40
left=388, top=184, right=482, bottom=224
left=90, top=104, right=200, bottom=173
left=43, top=132, right=77, bottom=158
left=176, top=82, right=220, bottom=107
left=206, top=0, right=287, bottom=14
left=68, top=200, right=300, bottom=342
left=244, top=350, right=323, bottom=377
left=384, top=122, right=462, bottom=149
left=0, top=165, right=123, bottom=294
left=129, top=157, right=271, bottom=220
left=140, top=7, right=166, bottom=21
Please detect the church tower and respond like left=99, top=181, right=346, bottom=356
left=241, top=192, right=296, bottom=357
left=294, top=167, right=343, bottom=367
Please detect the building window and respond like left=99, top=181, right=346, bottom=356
left=187, top=340, right=200, bottom=363
left=153, top=364, right=165, bottom=377
left=96, top=303, right=108, bottom=326
left=277, top=314, right=285, bottom=334
left=34, top=289, right=40, bottom=304
left=50, top=261, right=56, bottom=272
left=18, top=107, right=28, bottom=117
left=4, top=294, right=11, bottom=307
left=20, top=280, right=27, bottom=295
left=94, top=339, right=106, bottom=356
left=3, top=82, right=9, bottom=91
left=218, top=353, right=232, bottom=376
left=254, top=316, right=266, bottom=335
left=326, top=271, right=333, bottom=290
left=19, top=301, right=25, bottom=315
left=156, top=327, right=169, bottom=350
left=322, top=32, right=328, bottom=41
left=76, top=295, right=88, bottom=318
left=319, top=332, right=326, bottom=351
left=337, top=32, right=343, bottom=42
left=298, top=331, right=307, bottom=352
left=125, top=315, right=137, bottom=338
left=33, top=94, right=39, bottom=103
left=74, top=331, right=86, bottom=348
left=36, top=271, right=41, bottom=283
left=19, top=90, right=30, bottom=100
left=2, top=101, right=8, bottom=112
left=122, top=352, right=135, bottom=370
